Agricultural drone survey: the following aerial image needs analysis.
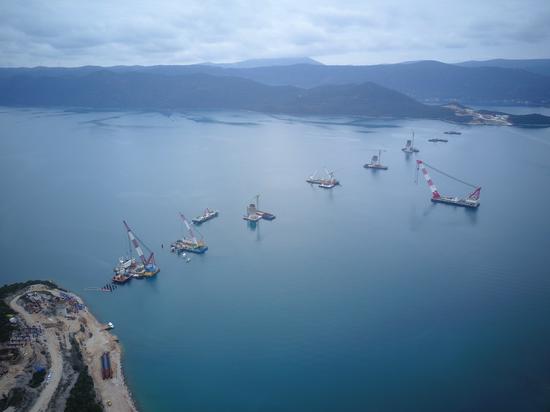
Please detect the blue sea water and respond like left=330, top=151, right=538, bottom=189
left=1, top=107, right=550, bottom=412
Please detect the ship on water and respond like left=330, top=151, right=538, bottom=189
left=318, top=169, right=339, bottom=189
left=306, top=170, right=324, bottom=185
left=364, top=150, right=388, bottom=170
left=171, top=213, right=208, bottom=254
left=192, top=208, right=219, bottom=225
left=402, top=131, right=420, bottom=153
left=112, top=221, right=160, bottom=284
left=307, top=169, right=340, bottom=188
left=416, top=160, right=481, bottom=208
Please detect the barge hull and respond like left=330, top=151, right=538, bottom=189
left=256, top=210, right=276, bottom=220
left=431, top=197, right=479, bottom=208
left=243, top=215, right=261, bottom=222
left=364, top=164, right=388, bottom=170
left=175, top=246, right=208, bottom=254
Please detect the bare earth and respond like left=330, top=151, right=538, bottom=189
left=3, top=284, right=137, bottom=412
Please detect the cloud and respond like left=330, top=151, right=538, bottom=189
left=0, top=0, right=549, bottom=66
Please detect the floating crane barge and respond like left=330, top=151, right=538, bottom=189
left=364, top=150, right=388, bottom=170
left=112, top=221, right=159, bottom=283
left=402, top=131, right=420, bottom=153
left=171, top=213, right=208, bottom=254
left=416, top=160, right=481, bottom=208
left=307, top=169, right=340, bottom=188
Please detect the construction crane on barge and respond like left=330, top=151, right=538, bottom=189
left=123, top=220, right=160, bottom=276
left=416, top=160, right=481, bottom=208
left=112, top=221, right=159, bottom=283
left=364, top=149, right=388, bottom=170
left=171, top=213, right=208, bottom=254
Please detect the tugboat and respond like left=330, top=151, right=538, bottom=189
left=171, top=213, right=208, bottom=254
left=112, top=257, right=136, bottom=284
left=192, top=208, right=219, bottom=225
left=402, top=131, right=420, bottom=153
left=364, top=150, right=388, bottom=170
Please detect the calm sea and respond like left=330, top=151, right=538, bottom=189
left=1, top=107, right=550, bottom=412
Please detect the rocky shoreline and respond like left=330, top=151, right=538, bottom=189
left=0, top=281, right=137, bottom=412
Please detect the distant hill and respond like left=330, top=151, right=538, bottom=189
left=211, top=61, right=550, bottom=106
left=0, top=71, right=448, bottom=119
left=202, top=57, right=323, bottom=68
left=2, top=60, right=548, bottom=106
left=2, top=70, right=548, bottom=126
left=457, top=59, right=550, bottom=77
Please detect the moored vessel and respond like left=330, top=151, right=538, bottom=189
left=402, top=131, right=420, bottom=153
left=364, top=150, right=388, bottom=170
left=171, top=213, right=208, bottom=254
left=112, top=221, right=160, bottom=283
left=416, top=160, right=481, bottom=208
left=192, top=208, right=219, bottom=225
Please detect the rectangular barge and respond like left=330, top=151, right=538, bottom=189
left=192, top=209, right=219, bottom=225
left=431, top=196, right=479, bottom=208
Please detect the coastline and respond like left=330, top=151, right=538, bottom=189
left=0, top=282, right=137, bottom=412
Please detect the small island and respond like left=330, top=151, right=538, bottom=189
left=0, top=281, right=136, bottom=412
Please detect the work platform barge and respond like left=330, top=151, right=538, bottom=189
left=416, top=160, right=481, bottom=208
left=243, top=195, right=276, bottom=221
left=171, top=213, right=208, bottom=254
left=112, top=221, right=159, bottom=284
left=306, top=169, right=340, bottom=188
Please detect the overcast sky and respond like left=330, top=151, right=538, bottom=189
left=1, top=0, right=549, bottom=67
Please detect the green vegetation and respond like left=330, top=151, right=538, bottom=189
left=0, top=280, right=59, bottom=343
left=0, top=299, right=13, bottom=343
left=0, top=387, right=25, bottom=410
left=64, top=365, right=103, bottom=412
left=64, top=337, right=103, bottom=412
left=28, top=369, right=46, bottom=388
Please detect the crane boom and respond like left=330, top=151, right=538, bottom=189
left=416, top=160, right=441, bottom=199
left=179, top=213, right=198, bottom=246
left=123, top=220, right=150, bottom=265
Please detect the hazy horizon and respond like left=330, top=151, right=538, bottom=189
left=3, top=56, right=550, bottom=70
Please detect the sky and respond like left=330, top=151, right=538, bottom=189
left=0, top=0, right=549, bottom=67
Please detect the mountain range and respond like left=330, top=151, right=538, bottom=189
left=1, top=58, right=549, bottom=126
left=457, top=59, right=550, bottom=77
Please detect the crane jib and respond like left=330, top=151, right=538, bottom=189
left=421, top=161, right=478, bottom=189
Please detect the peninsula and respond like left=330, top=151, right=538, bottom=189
left=0, top=281, right=136, bottom=412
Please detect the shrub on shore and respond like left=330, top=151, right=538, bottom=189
left=64, top=364, right=103, bottom=412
